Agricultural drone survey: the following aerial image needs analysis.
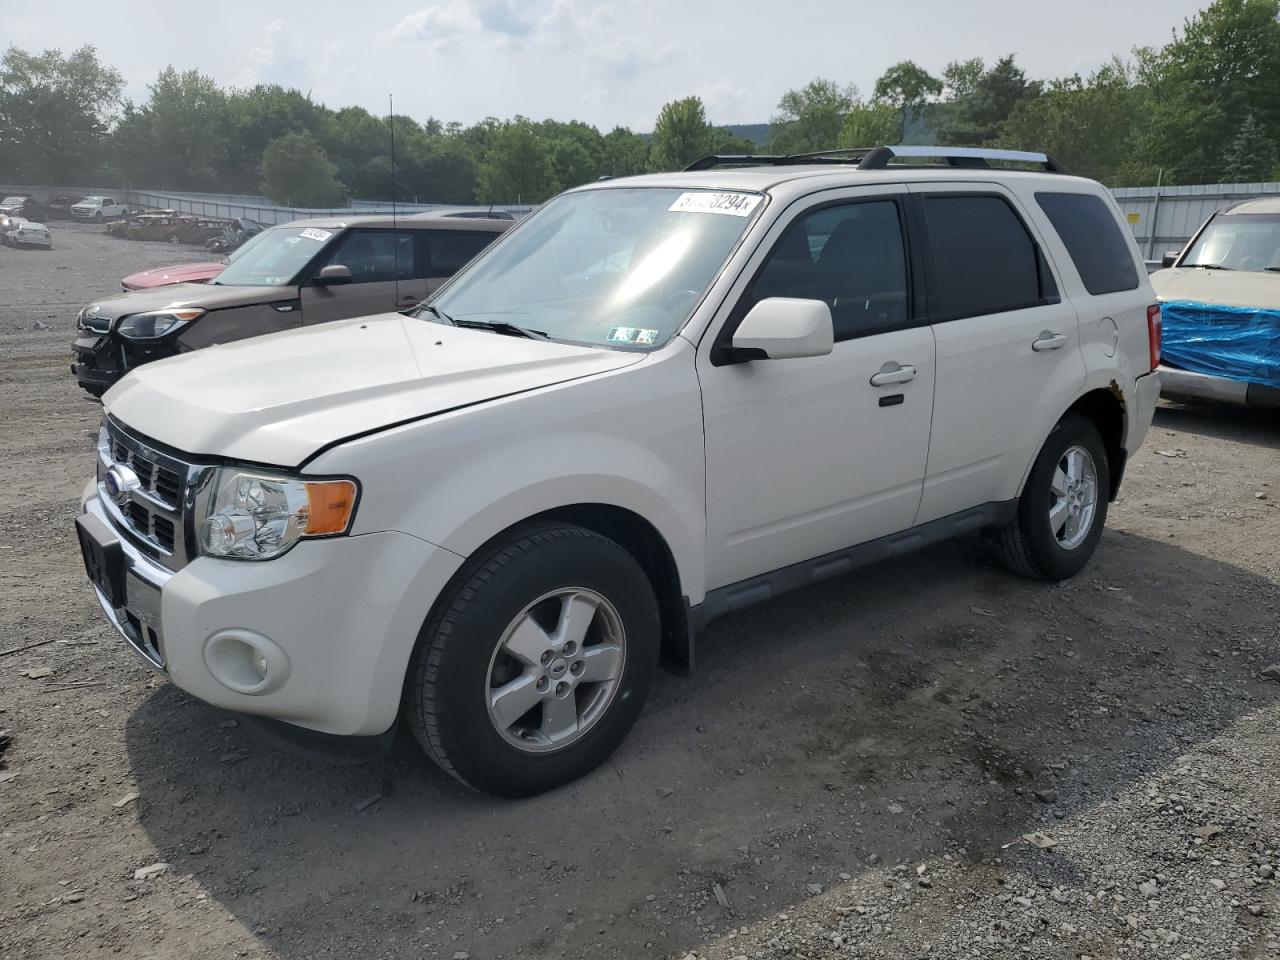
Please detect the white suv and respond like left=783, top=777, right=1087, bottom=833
left=76, top=146, right=1162, bottom=796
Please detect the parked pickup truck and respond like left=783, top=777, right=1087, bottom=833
left=76, top=146, right=1160, bottom=797
left=72, top=214, right=509, bottom=395
left=71, top=196, right=128, bottom=221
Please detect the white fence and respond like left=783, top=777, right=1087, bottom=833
left=5, top=179, right=1277, bottom=246
left=0, top=184, right=532, bottom=225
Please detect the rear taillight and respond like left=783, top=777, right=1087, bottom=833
left=1146, top=304, right=1162, bottom=371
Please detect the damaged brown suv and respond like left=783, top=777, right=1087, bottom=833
left=72, top=214, right=511, bottom=396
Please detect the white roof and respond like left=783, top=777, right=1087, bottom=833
left=1226, top=197, right=1280, bottom=215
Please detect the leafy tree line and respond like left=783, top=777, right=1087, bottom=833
left=1, top=0, right=1277, bottom=206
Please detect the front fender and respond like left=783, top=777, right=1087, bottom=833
left=310, top=346, right=708, bottom=602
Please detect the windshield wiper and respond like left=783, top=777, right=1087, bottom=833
left=419, top=303, right=457, bottom=325
left=451, top=318, right=552, bottom=341
left=1190, top=263, right=1234, bottom=271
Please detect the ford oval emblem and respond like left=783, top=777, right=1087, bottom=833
left=104, top=464, right=139, bottom=506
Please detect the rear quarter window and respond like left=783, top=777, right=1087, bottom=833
left=1035, top=192, right=1139, bottom=296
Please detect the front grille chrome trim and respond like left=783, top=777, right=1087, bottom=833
left=97, top=420, right=207, bottom=573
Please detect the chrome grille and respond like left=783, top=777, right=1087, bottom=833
left=97, top=419, right=198, bottom=571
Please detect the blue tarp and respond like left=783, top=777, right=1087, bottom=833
left=1161, top=299, right=1280, bottom=389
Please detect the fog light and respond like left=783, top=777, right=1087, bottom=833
left=203, top=629, right=290, bottom=695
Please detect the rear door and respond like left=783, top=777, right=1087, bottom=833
left=907, top=184, right=1085, bottom=523
left=299, top=228, right=413, bottom=324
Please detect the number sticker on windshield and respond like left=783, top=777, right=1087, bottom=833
left=608, top=327, right=660, bottom=345
left=668, top=192, right=761, bottom=217
left=300, top=228, right=332, bottom=242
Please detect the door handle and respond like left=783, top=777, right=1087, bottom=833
left=869, top=363, right=917, bottom=387
left=1032, top=332, right=1068, bottom=352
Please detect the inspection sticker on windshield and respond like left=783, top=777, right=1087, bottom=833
left=299, top=228, right=332, bottom=242
left=608, top=326, right=660, bottom=345
left=668, top=192, right=761, bottom=217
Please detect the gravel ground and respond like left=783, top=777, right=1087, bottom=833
left=0, top=223, right=1277, bottom=960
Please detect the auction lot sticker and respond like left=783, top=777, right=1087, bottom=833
left=300, top=228, right=333, bottom=242
left=668, top=192, right=762, bottom=217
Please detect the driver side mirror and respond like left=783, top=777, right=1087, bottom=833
left=1161, top=251, right=1179, bottom=268
left=726, top=297, right=834, bottom=362
left=314, top=264, right=353, bottom=285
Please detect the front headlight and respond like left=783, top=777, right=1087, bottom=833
left=199, top=469, right=359, bottom=560
left=117, top=308, right=205, bottom=340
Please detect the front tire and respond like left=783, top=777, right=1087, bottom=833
left=404, top=522, right=660, bottom=797
left=996, top=414, right=1110, bottom=581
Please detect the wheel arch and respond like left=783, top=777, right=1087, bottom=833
left=422, top=503, right=694, bottom=677
left=1063, top=387, right=1126, bottom=502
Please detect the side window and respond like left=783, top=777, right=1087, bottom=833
left=318, top=230, right=412, bottom=283
left=426, top=231, right=498, bottom=277
left=1036, top=192, right=1139, bottom=295
left=744, top=200, right=909, bottom=340
left=921, top=195, right=1050, bottom=320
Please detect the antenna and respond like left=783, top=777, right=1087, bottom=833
left=388, top=93, right=398, bottom=227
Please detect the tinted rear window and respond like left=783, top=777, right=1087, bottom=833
left=1036, top=192, right=1138, bottom=295
left=921, top=195, right=1047, bottom=319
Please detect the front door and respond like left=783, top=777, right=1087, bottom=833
left=698, top=188, right=936, bottom=590
left=300, top=229, right=412, bottom=325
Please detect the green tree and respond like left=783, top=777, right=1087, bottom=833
left=649, top=96, right=715, bottom=170
left=937, top=55, right=1042, bottom=145
left=1221, top=111, right=1276, bottom=181
left=475, top=118, right=556, bottom=203
left=872, top=61, right=942, bottom=139
left=260, top=130, right=346, bottom=207
left=713, top=129, right=757, bottom=154
left=770, top=78, right=856, bottom=153
left=837, top=102, right=900, bottom=149
left=941, top=58, right=986, bottom=100
left=112, top=67, right=230, bottom=189
left=998, top=59, right=1154, bottom=185
left=601, top=126, right=650, bottom=177
left=1138, top=0, right=1280, bottom=183
left=0, top=45, right=122, bottom=184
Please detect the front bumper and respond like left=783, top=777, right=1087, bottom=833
left=79, top=490, right=465, bottom=736
left=1159, top=364, right=1280, bottom=410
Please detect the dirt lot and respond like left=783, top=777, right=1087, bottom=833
left=1, top=223, right=1278, bottom=960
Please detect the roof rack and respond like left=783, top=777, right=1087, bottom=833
left=684, top=145, right=1066, bottom=174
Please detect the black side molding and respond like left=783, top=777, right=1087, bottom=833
left=688, top=500, right=1018, bottom=634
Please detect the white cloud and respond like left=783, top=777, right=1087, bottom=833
left=697, top=80, right=751, bottom=124
left=386, top=0, right=482, bottom=45
left=236, top=21, right=353, bottom=102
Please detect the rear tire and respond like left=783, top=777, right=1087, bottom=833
left=404, top=522, right=660, bottom=797
left=996, top=414, right=1110, bottom=581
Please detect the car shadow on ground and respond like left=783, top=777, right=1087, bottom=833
left=1153, top=399, right=1280, bottom=450
left=123, top=530, right=1280, bottom=959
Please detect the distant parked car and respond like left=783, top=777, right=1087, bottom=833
left=9, top=221, right=52, bottom=250
left=71, top=196, right=128, bottom=221
left=0, top=195, right=33, bottom=216
left=0, top=215, right=26, bottom=241
left=125, top=214, right=180, bottom=242
left=121, top=261, right=225, bottom=291
left=204, top=217, right=266, bottom=254
left=1150, top=197, right=1280, bottom=410
left=72, top=213, right=512, bottom=395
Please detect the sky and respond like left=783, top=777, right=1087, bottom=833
left=6, top=0, right=1210, bottom=130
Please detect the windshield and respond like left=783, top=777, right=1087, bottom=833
left=1182, top=214, right=1280, bottom=272
left=426, top=187, right=763, bottom=349
left=212, top=225, right=335, bottom=286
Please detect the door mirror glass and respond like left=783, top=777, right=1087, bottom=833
left=730, top=297, right=833, bottom=361
left=1161, top=251, right=1179, bottom=268
left=315, top=264, right=353, bottom=285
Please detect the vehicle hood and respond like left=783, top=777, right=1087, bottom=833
left=121, top=261, right=225, bottom=290
left=84, top=282, right=288, bottom=321
left=104, top=312, right=643, bottom=466
left=1150, top=267, right=1280, bottom=309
